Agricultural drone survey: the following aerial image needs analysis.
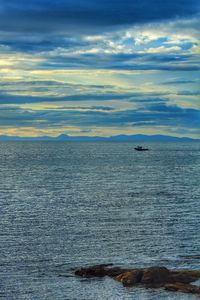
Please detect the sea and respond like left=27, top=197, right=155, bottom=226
left=0, top=141, right=200, bottom=300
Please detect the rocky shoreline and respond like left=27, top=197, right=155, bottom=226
left=75, top=264, right=200, bottom=297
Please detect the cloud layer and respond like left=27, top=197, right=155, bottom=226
left=0, top=0, right=199, bottom=34
left=0, top=0, right=199, bottom=138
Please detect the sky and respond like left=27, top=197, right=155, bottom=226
left=0, top=0, right=200, bottom=138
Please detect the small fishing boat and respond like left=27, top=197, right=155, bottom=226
left=134, top=145, right=149, bottom=151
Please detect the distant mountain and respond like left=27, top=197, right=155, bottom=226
left=0, top=134, right=198, bottom=142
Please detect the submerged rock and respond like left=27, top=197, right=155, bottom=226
left=74, top=264, right=128, bottom=278
left=75, top=264, right=200, bottom=296
left=171, top=271, right=200, bottom=284
left=165, top=283, right=200, bottom=296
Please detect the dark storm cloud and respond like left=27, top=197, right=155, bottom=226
left=1, top=102, right=199, bottom=130
left=108, top=64, right=200, bottom=72
left=45, top=52, right=193, bottom=65
left=0, top=37, right=88, bottom=52
left=161, top=79, right=197, bottom=85
left=0, top=0, right=199, bottom=35
left=177, top=91, right=200, bottom=96
left=0, top=80, right=114, bottom=90
left=0, top=91, right=170, bottom=104
left=32, top=52, right=199, bottom=72
left=86, top=105, right=200, bottom=129
left=44, top=106, right=115, bottom=111
left=0, top=106, right=39, bottom=126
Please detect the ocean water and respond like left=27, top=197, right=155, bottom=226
left=0, top=141, right=200, bottom=300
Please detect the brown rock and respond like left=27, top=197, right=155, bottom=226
left=116, top=270, right=143, bottom=287
left=171, top=272, right=199, bottom=284
left=165, top=283, right=200, bottom=295
left=75, top=264, right=200, bottom=296
left=141, top=266, right=170, bottom=285
left=172, top=270, right=200, bottom=280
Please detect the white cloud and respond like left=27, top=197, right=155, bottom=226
left=144, top=46, right=182, bottom=54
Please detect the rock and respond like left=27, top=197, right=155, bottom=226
left=74, top=264, right=127, bottom=278
left=106, top=267, right=129, bottom=278
left=165, top=283, right=200, bottom=295
left=75, top=264, right=200, bottom=296
left=141, top=266, right=170, bottom=285
left=116, top=270, right=143, bottom=287
left=75, top=264, right=112, bottom=277
left=171, top=272, right=199, bottom=284
left=172, top=270, right=200, bottom=279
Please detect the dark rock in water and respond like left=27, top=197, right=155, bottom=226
left=165, top=283, right=200, bottom=295
left=116, top=270, right=143, bottom=287
left=75, top=264, right=128, bottom=278
left=141, top=266, right=170, bottom=285
left=171, top=271, right=200, bottom=284
left=107, top=267, right=129, bottom=278
left=75, top=264, right=200, bottom=296
left=74, top=264, right=111, bottom=277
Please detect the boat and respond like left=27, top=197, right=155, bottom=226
left=134, top=145, right=149, bottom=151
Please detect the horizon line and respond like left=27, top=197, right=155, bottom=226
left=0, top=133, right=199, bottom=141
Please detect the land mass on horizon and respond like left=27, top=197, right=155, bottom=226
left=0, top=134, right=198, bottom=142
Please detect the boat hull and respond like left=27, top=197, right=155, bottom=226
left=134, top=148, right=149, bottom=151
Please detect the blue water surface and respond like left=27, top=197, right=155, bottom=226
left=0, top=141, right=200, bottom=300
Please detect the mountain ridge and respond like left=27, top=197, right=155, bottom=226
left=0, top=134, right=198, bottom=142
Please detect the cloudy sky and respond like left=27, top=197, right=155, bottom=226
left=0, top=0, right=200, bottom=138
